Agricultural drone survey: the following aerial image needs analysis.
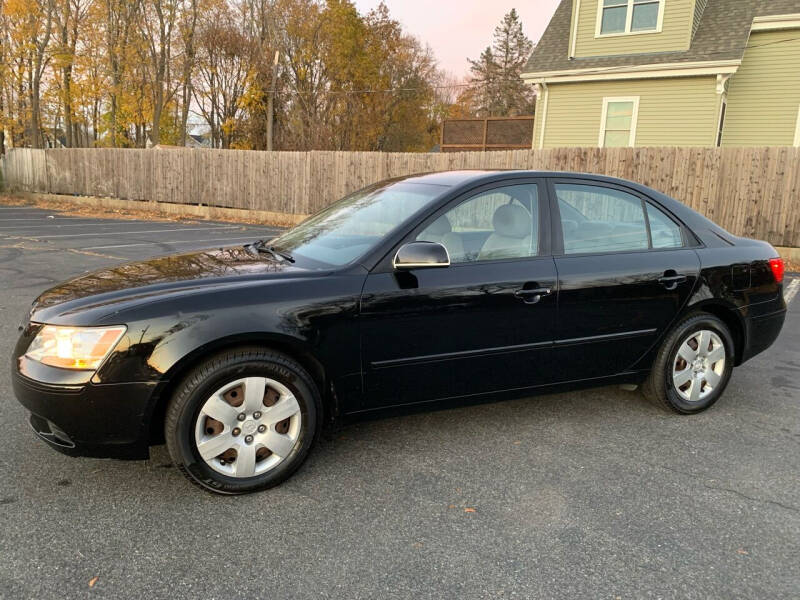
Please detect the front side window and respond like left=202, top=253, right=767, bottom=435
left=600, top=0, right=662, bottom=35
left=600, top=97, right=638, bottom=147
left=555, top=183, right=648, bottom=254
left=416, top=184, right=539, bottom=264
left=270, top=180, right=445, bottom=267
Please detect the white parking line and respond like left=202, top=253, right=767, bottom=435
left=0, top=220, right=158, bottom=229
left=83, top=236, right=273, bottom=250
left=0, top=217, right=83, bottom=221
left=784, top=278, right=800, bottom=304
left=5, top=225, right=242, bottom=239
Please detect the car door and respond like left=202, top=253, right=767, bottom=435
left=357, top=180, right=557, bottom=412
left=548, top=178, right=701, bottom=382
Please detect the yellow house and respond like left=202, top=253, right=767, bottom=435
left=522, top=0, right=800, bottom=148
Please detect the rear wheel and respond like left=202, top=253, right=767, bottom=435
left=642, top=313, right=734, bottom=414
left=165, top=347, right=320, bottom=494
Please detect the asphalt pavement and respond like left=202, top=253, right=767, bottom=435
left=0, top=202, right=798, bottom=599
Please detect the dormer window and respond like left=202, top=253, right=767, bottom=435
left=598, top=0, right=664, bottom=36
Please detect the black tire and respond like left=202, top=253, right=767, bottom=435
left=642, top=313, right=735, bottom=414
left=165, top=346, right=321, bottom=494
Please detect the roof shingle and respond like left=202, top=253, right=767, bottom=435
left=523, top=0, right=800, bottom=75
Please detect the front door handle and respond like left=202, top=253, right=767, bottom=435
left=514, top=287, right=552, bottom=305
left=658, top=271, right=688, bottom=290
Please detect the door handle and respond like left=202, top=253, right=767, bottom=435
left=658, top=271, right=688, bottom=290
left=514, top=287, right=552, bottom=305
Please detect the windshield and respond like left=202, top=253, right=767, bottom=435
left=268, top=180, right=447, bottom=267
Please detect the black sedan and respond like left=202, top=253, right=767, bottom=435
left=12, top=171, right=787, bottom=494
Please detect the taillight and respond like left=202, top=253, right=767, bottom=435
left=769, top=258, right=785, bottom=283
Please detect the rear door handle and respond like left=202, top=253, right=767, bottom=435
left=514, top=288, right=552, bottom=305
left=658, top=272, right=688, bottom=290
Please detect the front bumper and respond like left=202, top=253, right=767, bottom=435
left=12, top=371, right=157, bottom=460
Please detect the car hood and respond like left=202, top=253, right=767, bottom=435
left=29, top=245, right=317, bottom=325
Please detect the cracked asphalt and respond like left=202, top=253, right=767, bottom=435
left=0, top=202, right=798, bottom=599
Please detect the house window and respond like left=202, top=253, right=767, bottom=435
left=599, top=97, right=639, bottom=147
left=599, top=0, right=663, bottom=36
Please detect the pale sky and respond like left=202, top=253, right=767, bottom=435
left=353, top=0, right=561, bottom=79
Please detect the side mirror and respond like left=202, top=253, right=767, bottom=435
left=393, top=241, right=450, bottom=270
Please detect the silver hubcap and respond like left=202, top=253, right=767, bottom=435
left=672, top=329, right=726, bottom=403
left=194, top=377, right=301, bottom=478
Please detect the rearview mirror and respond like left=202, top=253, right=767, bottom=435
left=393, top=242, right=450, bottom=270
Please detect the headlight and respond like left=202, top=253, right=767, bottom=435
left=25, top=325, right=126, bottom=370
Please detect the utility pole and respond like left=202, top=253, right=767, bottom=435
left=267, top=50, right=280, bottom=152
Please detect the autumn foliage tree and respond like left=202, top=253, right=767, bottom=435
left=0, top=0, right=533, bottom=152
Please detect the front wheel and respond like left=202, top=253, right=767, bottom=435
left=165, top=347, right=321, bottom=494
left=642, top=313, right=734, bottom=414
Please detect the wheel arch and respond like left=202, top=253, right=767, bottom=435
left=684, top=299, right=746, bottom=366
left=146, top=333, right=328, bottom=445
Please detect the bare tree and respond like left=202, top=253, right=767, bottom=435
left=54, top=0, right=89, bottom=147
left=141, top=0, right=179, bottom=145
left=102, top=0, right=141, bottom=147
left=30, top=0, right=56, bottom=147
left=193, top=3, right=250, bottom=148
left=177, top=0, right=198, bottom=146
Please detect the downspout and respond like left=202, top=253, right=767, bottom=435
left=538, top=82, right=550, bottom=150
left=715, top=73, right=732, bottom=146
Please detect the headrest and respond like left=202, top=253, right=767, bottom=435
left=504, top=186, right=533, bottom=208
left=426, top=215, right=452, bottom=236
left=492, top=204, right=531, bottom=239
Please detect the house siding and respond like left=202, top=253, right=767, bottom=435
left=574, top=0, right=694, bottom=58
left=722, top=30, right=800, bottom=147
left=535, top=76, right=719, bottom=148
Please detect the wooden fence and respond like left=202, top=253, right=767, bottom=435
left=2, top=146, right=799, bottom=246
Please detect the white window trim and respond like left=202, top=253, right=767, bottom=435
left=794, top=106, right=800, bottom=148
left=569, top=0, right=581, bottom=58
left=595, top=0, right=665, bottom=38
left=599, top=96, right=640, bottom=148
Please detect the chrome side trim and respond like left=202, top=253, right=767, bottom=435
left=371, top=340, right=551, bottom=369
left=553, top=328, right=657, bottom=347
left=392, top=243, right=451, bottom=270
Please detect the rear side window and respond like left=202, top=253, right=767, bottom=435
left=555, top=183, right=648, bottom=254
left=647, top=203, right=684, bottom=249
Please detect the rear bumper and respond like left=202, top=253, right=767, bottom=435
left=12, top=372, right=156, bottom=460
left=740, top=307, right=787, bottom=364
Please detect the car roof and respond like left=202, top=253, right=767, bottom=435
left=402, top=169, right=650, bottom=189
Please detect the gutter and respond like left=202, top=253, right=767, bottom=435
left=521, top=59, right=741, bottom=85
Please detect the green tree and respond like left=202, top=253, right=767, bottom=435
left=466, top=8, right=534, bottom=117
